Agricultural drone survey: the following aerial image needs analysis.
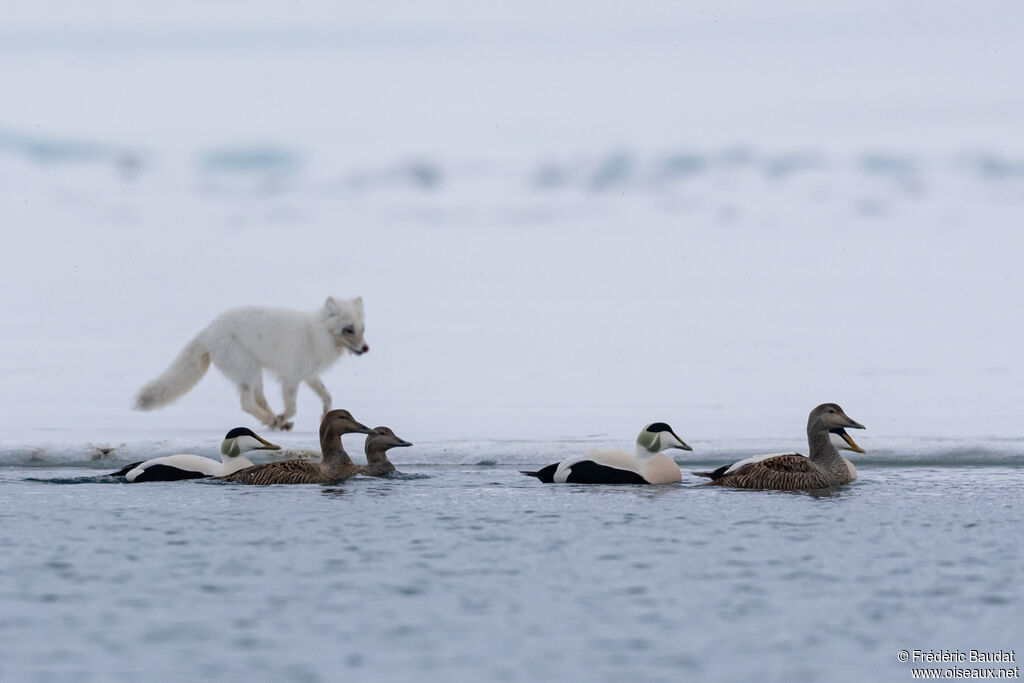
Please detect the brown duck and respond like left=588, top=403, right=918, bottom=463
left=222, top=409, right=372, bottom=485
left=696, top=403, right=865, bottom=490
left=358, top=426, right=413, bottom=477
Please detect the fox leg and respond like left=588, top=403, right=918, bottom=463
left=305, top=375, right=332, bottom=416
left=253, top=374, right=273, bottom=414
left=268, top=381, right=298, bottom=431
left=238, top=382, right=278, bottom=427
left=209, top=346, right=277, bottom=427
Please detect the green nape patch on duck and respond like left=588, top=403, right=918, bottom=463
left=221, top=427, right=280, bottom=458
left=222, top=410, right=372, bottom=485
left=636, top=429, right=661, bottom=453
left=522, top=421, right=692, bottom=485
left=108, top=426, right=280, bottom=482
left=222, top=439, right=242, bottom=458
left=637, top=422, right=692, bottom=453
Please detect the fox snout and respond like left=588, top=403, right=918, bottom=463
left=343, top=337, right=369, bottom=354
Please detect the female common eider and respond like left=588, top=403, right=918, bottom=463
left=222, top=409, right=372, bottom=485
left=109, top=427, right=280, bottom=482
left=358, top=426, right=412, bottom=477
left=695, top=403, right=865, bottom=490
left=521, top=422, right=692, bottom=485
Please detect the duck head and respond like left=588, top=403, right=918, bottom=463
left=221, top=427, right=281, bottom=458
left=365, top=426, right=413, bottom=453
left=808, top=403, right=866, bottom=453
left=636, top=422, right=693, bottom=453
left=320, top=409, right=373, bottom=441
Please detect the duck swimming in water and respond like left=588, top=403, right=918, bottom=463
left=222, top=409, right=372, bottom=485
left=521, top=422, right=692, bottom=484
left=358, top=426, right=412, bottom=477
left=109, top=427, right=280, bottom=482
left=695, top=403, right=865, bottom=490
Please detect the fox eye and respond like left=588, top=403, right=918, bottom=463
left=342, top=326, right=355, bottom=335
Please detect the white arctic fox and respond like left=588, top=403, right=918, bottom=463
left=134, top=296, right=368, bottom=430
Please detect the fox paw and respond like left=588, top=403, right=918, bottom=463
left=270, top=415, right=294, bottom=431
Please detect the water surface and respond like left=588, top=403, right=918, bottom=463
left=1, top=458, right=1019, bottom=682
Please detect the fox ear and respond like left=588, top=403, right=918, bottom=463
left=324, top=296, right=339, bottom=313
left=353, top=296, right=363, bottom=311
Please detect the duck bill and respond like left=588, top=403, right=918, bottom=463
left=843, top=416, right=866, bottom=430
left=354, top=423, right=374, bottom=435
left=670, top=431, right=694, bottom=452
left=393, top=439, right=413, bottom=448
left=254, top=434, right=282, bottom=451
left=835, top=428, right=865, bottom=454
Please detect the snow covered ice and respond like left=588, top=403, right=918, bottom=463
left=1, top=2, right=1023, bottom=681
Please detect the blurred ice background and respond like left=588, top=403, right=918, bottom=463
left=2, top=6, right=1023, bottom=683
left=2, top=0, right=1023, bottom=453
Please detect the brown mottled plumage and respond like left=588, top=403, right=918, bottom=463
left=703, top=403, right=865, bottom=490
left=358, top=426, right=412, bottom=477
left=222, top=409, right=372, bottom=485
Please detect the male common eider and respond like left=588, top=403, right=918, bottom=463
left=222, top=409, right=372, bottom=485
left=695, top=403, right=865, bottom=490
left=109, top=427, right=280, bottom=482
left=521, top=422, right=692, bottom=485
left=358, top=426, right=412, bottom=477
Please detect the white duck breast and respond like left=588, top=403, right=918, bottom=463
left=522, top=422, right=692, bottom=485
left=110, top=429, right=280, bottom=482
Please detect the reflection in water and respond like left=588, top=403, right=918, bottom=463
left=699, top=484, right=854, bottom=500
left=23, top=475, right=125, bottom=485
left=803, top=487, right=852, bottom=500
left=385, top=472, right=431, bottom=480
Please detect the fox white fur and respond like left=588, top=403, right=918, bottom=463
left=134, top=296, right=368, bottom=430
